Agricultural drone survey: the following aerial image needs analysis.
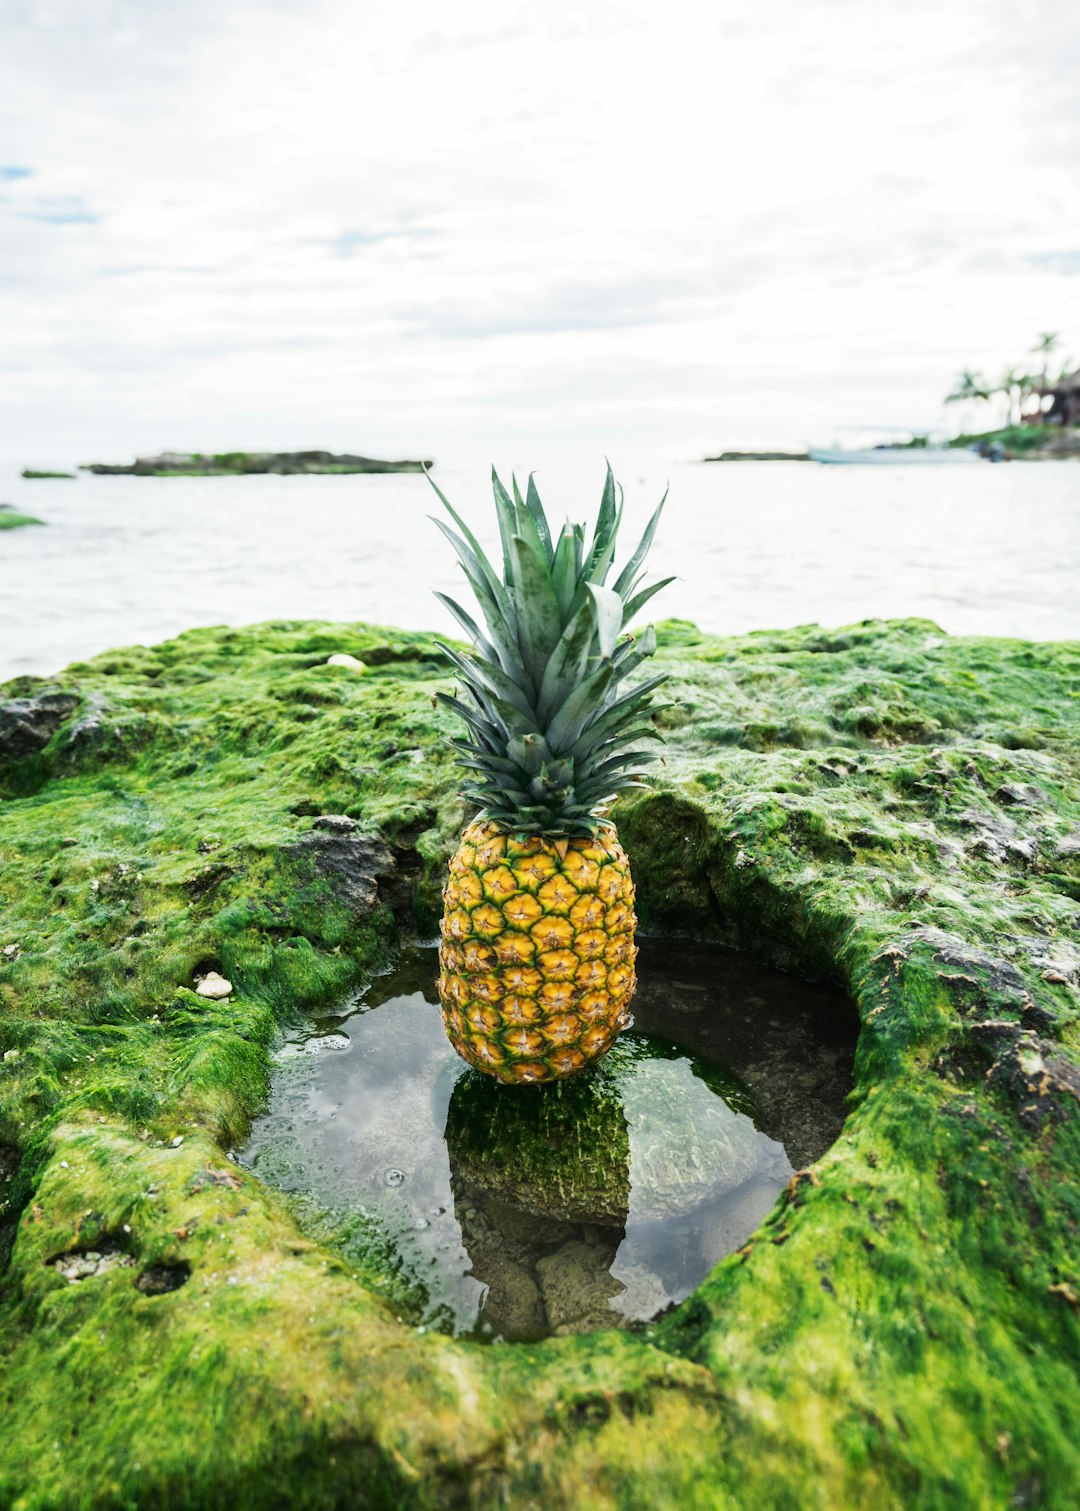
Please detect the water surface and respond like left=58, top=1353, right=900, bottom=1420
left=1, top=456, right=1077, bottom=681
left=238, top=940, right=854, bottom=1341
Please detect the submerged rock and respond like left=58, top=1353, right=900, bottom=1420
left=445, top=1037, right=775, bottom=1227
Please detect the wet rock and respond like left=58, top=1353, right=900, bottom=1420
left=910, top=927, right=1032, bottom=999
left=195, top=972, right=233, bottom=999
left=476, top=1257, right=546, bottom=1340
left=995, top=783, right=1049, bottom=808
left=52, top=695, right=153, bottom=767
left=1012, top=936, right=1080, bottom=986
left=311, top=814, right=358, bottom=834
left=537, top=1239, right=623, bottom=1332
left=957, top=807, right=1037, bottom=865
left=285, top=829, right=401, bottom=920
left=0, top=690, right=78, bottom=760
left=984, top=1035, right=1080, bottom=1127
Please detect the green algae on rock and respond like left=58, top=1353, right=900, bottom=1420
left=1, top=615, right=1079, bottom=1509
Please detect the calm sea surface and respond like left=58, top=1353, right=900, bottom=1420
left=1, top=457, right=1077, bottom=682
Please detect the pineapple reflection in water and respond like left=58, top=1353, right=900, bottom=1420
left=431, top=465, right=670, bottom=1083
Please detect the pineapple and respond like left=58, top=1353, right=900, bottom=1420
left=431, top=464, right=670, bottom=1083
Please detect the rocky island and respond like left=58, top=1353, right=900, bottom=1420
left=1, top=617, right=1078, bottom=1509
left=79, top=449, right=433, bottom=476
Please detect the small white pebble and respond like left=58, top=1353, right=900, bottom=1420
left=122, top=1224, right=131, bottom=1233
left=60, top=1161, right=69, bottom=1169
left=171, top=1135, right=184, bottom=1147
left=195, top=972, right=232, bottom=1000
left=325, top=653, right=367, bottom=672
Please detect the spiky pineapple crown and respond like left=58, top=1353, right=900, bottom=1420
left=430, top=464, right=671, bottom=837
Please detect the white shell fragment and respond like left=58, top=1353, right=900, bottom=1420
left=195, top=972, right=233, bottom=999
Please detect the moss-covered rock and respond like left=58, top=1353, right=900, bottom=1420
left=1, top=616, right=1078, bottom=1509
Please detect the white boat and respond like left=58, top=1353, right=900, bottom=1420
left=809, top=446, right=984, bottom=465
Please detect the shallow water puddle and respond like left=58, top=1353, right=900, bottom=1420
left=238, top=940, right=855, bottom=1341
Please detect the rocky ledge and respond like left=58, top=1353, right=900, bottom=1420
left=0, top=618, right=1077, bottom=1509
left=79, top=449, right=433, bottom=476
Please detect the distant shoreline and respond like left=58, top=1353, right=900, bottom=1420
left=79, top=449, right=433, bottom=477
left=704, top=425, right=1080, bottom=463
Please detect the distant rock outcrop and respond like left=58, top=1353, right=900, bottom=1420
left=79, top=450, right=433, bottom=476
left=703, top=450, right=810, bottom=462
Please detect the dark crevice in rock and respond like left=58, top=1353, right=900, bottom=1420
left=135, top=1262, right=191, bottom=1294
left=0, top=1141, right=23, bottom=1276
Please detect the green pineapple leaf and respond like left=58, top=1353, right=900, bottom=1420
left=430, top=463, right=669, bottom=835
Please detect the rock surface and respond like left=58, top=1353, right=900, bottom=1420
left=0, top=615, right=1078, bottom=1509
left=0, top=690, right=78, bottom=759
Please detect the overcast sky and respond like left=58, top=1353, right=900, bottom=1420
left=1, top=0, right=1078, bottom=466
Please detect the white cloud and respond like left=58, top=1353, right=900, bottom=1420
left=1, top=0, right=1078, bottom=463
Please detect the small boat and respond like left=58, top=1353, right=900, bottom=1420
left=808, top=446, right=984, bottom=465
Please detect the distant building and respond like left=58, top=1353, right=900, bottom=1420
left=1035, top=367, right=1080, bottom=427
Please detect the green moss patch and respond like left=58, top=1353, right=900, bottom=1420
left=1, top=616, right=1078, bottom=1508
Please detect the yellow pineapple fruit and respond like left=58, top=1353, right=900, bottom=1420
left=430, top=465, right=669, bottom=1083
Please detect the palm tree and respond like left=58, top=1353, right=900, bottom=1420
left=1032, top=331, right=1060, bottom=388
left=945, top=370, right=991, bottom=407
left=1027, top=332, right=1060, bottom=420
left=996, top=367, right=1029, bottom=428
left=944, top=370, right=993, bottom=433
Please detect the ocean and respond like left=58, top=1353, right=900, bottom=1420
left=1, top=456, right=1077, bottom=681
